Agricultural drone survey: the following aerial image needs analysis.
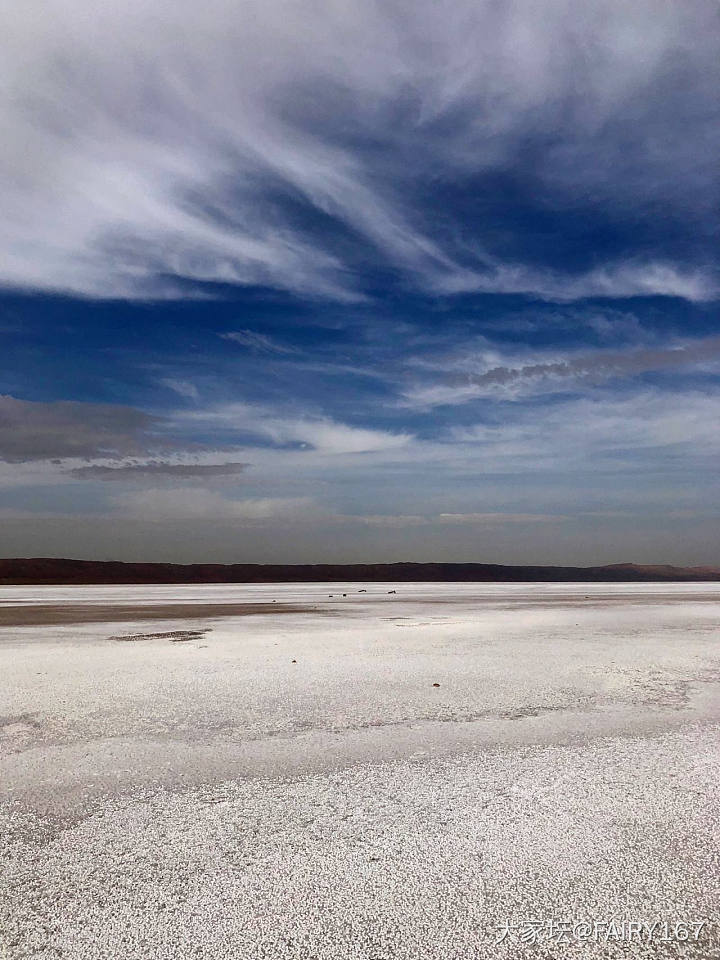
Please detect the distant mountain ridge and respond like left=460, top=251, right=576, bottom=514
left=1, top=558, right=719, bottom=584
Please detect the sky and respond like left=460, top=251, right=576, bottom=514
left=1, top=0, right=719, bottom=565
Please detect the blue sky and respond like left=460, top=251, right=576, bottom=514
left=1, top=0, right=719, bottom=563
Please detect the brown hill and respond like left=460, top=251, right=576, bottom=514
left=0, top=558, right=719, bottom=584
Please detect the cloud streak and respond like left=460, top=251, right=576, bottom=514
left=448, top=391, right=720, bottom=471
left=161, top=379, right=200, bottom=401
left=2, top=0, right=718, bottom=301
left=69, top=460, right=250, bottom=481
left=220, top=330, right=297, bottom=354
left=113, top=489, right=313, bottom=521
left=340, top=512, right=565, bottom=527
left=180, top=402, right=413, bottom=454
left=403, top=335, right=720, bottom=407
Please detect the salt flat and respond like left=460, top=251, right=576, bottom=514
left=2, top=583, right=720, bottom=958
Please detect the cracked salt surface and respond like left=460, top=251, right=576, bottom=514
left=2, top=583, right=720, bottom=958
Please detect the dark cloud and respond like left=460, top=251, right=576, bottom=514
left=70, top=461, right=250, bottom=481
left=454, top=335, right=720, bottom=392
left=0, top=395, right=166, bottom=462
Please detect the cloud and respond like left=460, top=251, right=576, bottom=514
left=161, top=379, right=200, bottom=400
left=114, top=488, right=313, bottom=521
left=0, top=395, right=166, bottom=462
left=220, top=330, right=297, bottom=354
left=0, top=392, right=411, bottom=480
left=448, top=390, right=720, bottom=470
left=339, top=514, right=428, bottom=528
left=402, top=334, right=720, bottom=407
left=1, top=0, right=718, bottom=301
left=436, top=513, right=564, bottom=525
left=69, top=460, right=249, bottom=480
left=434, top=262, right=719, bottom=303
left=339, top=512, right=565, bottom=527
left=2, top=384, right=718, bottom=560
left=181, top=402, right=413, bottom=454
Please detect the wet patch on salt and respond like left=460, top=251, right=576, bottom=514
left=110, top=630, right=208, bottom=643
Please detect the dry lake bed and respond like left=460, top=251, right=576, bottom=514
left=2, top=582, right=720, bottom=959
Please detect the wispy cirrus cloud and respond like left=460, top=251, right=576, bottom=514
left=402, top=334, right=720, bottom=408
left=160, top=379, right=200, bottom=401
left=447, top=391, right=720, bottom=470
left=220, top=330, right=297, bottom=354
left=180, top=402, right=413, bottom=454
left=433, top=262, right=719, bottom=303
left=2, top=0, right=718, bottom=301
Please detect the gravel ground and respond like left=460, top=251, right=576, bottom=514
left=2, top=583, right=720, bottom=959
